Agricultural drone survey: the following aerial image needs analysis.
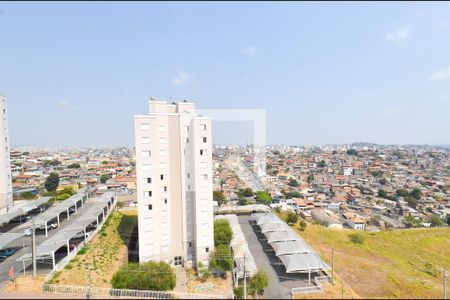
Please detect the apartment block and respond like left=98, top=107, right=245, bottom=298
left=134, top=99, right=214, bottom=267
left=0, top=94, right=13, bottom=213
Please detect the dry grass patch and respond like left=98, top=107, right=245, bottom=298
left=292, top=221, right=450, bottom=299
left=49, top=210, right=137, bottom=288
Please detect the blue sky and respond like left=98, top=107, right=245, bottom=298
left=1, top=2, right=450, bottom=147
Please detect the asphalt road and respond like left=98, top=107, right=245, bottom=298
left=238, top=215, right=314, bottom=299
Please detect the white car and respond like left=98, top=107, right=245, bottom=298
left=24, top=228, right=33, bottom=236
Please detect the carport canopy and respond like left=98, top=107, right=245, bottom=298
left=0, top=232, right=24, bottom=249
left=264, top=230, right=301, bottom=244
left=278, top=253, right=330, bottom=273
left=18, top=194, right=84, bottom=229
left=270, top=240, right=314, bottom=256
left=259, top=222, right=291, bottom=233
left=0, top=197, right=52, bottom=226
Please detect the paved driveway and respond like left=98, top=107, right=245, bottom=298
left=238, top=215, right=318, bottom=299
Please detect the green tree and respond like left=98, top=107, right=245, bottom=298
left=288, top=178, right=299, bottom=187
left=307, top=175, right=314, bottom=183
left=255, top=191, right=272, bottom=205
left=298, top=219, right=307, bottom=231
left=214, top=219, right=233, bottom=246
left=446, top=215, right=450, bottom=226
left=285, top=191, right=301, bottom=199
left=102, top=160, right=109, bottom=165
left=396, top=189, right=409, bottom=197
left=285, top=211, right=298, bottom=225
left=346, top=149, right=358, bottom=156
left=248, top=269, right=269, bottom=298
left=100, top=173, right=110, bottom=184
left=404, top=196, right=418, bottom=209
left=371, top=171, right=383, bottom=178
left=404, top=215, right=421, bottom=228
left=67, top=163, right=81, bottom=169
left=378, top=189, right=388, bottom=199
left=213, top=191, right=227, bottom=206
left=111, top=261, right=176, bottom=291
left=44, top=172, right=59, bottom=202
left=410, top=188, right=422, bottom=200
left=430, top=215, right=444, bottom=227
left=317, top=160, right=326, bottom=168
left=220, top=179, right=226, bottom=188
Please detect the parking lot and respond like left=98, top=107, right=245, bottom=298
left=0, top=193, right=113, bottom=287
left=238, top=215, right=321, bottom=299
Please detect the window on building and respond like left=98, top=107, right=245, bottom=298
left=186, top=137, right=189, bottom=143
left=205, top=247, right=209, bottom=253
left=199, top=124, right=207, bottom=131
left=187, top=173, right=190, bottom=179
left=188, top=242, right=192, bottom=247
left=146, top=177, right=152, bottom=184
left=164, top=186, right=167, bottom=192
left=140, top=123, right=150, bottom=130
left=159, top=150, right=166, bottom=156
left=164, top=198, right=167, bottom=204
left=145, top=191, right=152, bottom=197
left=159, top=137, right=166, bottom=144
left=160, top=162, right=166, bottom=169
left=202, top=137, right=207, bottom=143
left=148, top=204, right=152, bottom=210
left=200, top=149, right=207, bottom=155
left=142, top=150, right=151, bottom=157
left=141, top=137, right=150, bottom=144
left=202, top=174, right=208, bottom=180
left=143, top=164, right=151, bottom=171
left=160, top=174, right=164, bottom=180
left=158, top=125, right=165, bottom=132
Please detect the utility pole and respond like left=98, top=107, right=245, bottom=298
left=444, top=267, right=447, bottom=300
left=87, top=266, right=92, bottom=299
left=243, top=254, right=247, bottom=300
left=32, top=220, right=36, bottom=278
left=331, top=248, right=334, bottom=285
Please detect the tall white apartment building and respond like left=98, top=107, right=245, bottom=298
left=134, top=99, right=214, bottom=267
left=0, top=94, right=13, bottom=213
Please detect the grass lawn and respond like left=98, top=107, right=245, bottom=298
left=49, top=210, right=137, bottom=288
left=288, top=216, right=450, bottom=299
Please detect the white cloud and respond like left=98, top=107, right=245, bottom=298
left=386, top=27, right=410, bottom=43
left=172, top=71, right=190, bottom=86
left=57, top=100, right=78, bottom=111
left=241, top=46, right=256, bottom=55
left=429, top=66, right=450, bottom=81
left=381, top=108, right=397, bottom=116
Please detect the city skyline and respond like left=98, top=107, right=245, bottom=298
left=1, top=2, right=450, bottom=146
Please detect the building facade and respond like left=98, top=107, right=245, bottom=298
left=134, top=99, right=214, bottom=267
left=0, top=94, right=13, bottom=213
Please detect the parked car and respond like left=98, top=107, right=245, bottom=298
left=72, top=231, right=91, bottom=239
left=36, top=222, right=58, bottom=231
left=24, top=228, right=33, bottom=236
left=0, top=248, right=16, bottom=258
left=9, top=215, right=31, bottom=223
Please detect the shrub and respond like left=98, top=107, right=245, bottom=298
left=111, top=261, right=176, bottom=291
left=348, top=233, right=365, bottom=245
left=285, top=211, right=298, bottom=225
left=209, top=244, right=233, bottom=271
left=298, top=219, right=307, bottom=231
left=214, top=219, right=233, bottom=246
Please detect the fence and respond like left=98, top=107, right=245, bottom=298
left=42, top=283, right=225, bottom=299
left=291, top=275, right=331, bottom=297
